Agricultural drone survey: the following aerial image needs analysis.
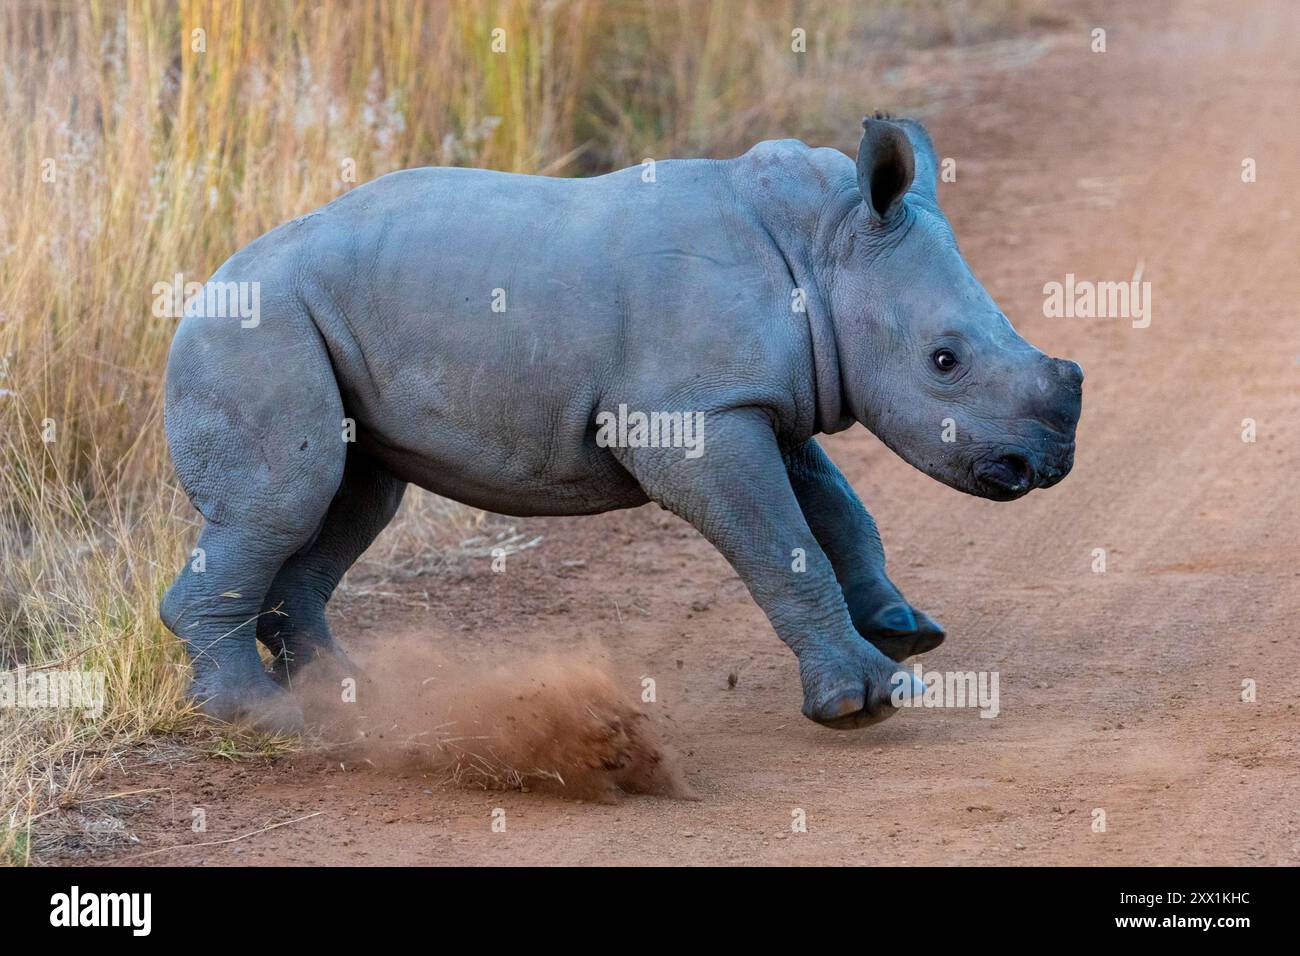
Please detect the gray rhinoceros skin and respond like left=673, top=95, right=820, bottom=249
left=161, top=115, right=1082, bottom=733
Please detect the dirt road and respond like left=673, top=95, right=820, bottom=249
left=73, top=0, right=1298, bottom=865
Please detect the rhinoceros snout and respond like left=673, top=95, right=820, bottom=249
left=1034, top=356, right=1084, bottom=434
left=1033, top=439, right=1076, bottom=489
left=974, top=436, right=1076, bottom=500
left=1052, top=357, right=1084, bottom=388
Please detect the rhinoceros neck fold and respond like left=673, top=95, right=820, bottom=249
left=790, top=244, right=852, bottom=436
left=729, top=141, right=864, bottom=435
left=761, top=193, right=859, bottom=436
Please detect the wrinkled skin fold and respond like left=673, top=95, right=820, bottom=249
left=161, top=114, right=1082, bottom=734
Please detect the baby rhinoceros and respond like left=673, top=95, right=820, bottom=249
left=162, top=114, right=1082, bottom=734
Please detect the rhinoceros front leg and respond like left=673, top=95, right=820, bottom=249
left=784, top=438, right=945, bottom=662
left=615, top=409, right=921, bottom=728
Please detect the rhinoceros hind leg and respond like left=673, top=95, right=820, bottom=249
left=161, top=303, right=347, bottom=735
left=258, top=451, right=406, bottom=689
left=162, top=518, right=331, bottom=736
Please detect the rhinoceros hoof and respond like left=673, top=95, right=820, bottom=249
left=190, top=671, right=306, bottom=736
left=859, top=602, right=946, bottom=662
left=799, top=649, right=926, bottom=729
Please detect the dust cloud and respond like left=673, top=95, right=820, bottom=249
left=295, top=641, right=693, bottom=803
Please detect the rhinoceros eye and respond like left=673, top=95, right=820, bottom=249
left=932, top=348, right=959, bottom=372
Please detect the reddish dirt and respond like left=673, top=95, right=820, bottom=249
left=57, top=0, right=1300, bottom=865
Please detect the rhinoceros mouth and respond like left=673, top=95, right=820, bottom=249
left=1033, top=440, right=1076, bottom=488
left=973, top=452, right=1034, bottom=500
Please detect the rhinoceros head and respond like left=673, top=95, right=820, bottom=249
left=826, top=115, right=1083, bottom=501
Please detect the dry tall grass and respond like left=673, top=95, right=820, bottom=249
left=0, top=0, right=1037, bottom=863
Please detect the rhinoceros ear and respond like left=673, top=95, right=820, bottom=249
left=894, top=118, right=939, bottom=202
left=857, top=116, right=915, bottom=220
